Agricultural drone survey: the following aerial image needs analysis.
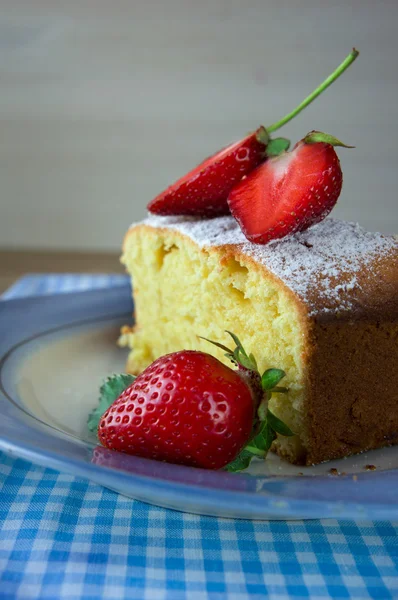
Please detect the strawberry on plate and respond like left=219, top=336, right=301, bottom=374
left=94, top=333, right=293, bottom=472
left=99, top=350, right=254, bottom=470
left=147, top=49, right=358, bottom=219
left=227, top=131, right=350, bottom=244
left=147, top=127, right=269, bottom=217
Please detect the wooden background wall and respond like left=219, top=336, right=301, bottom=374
left=1, top=0, right=397, bottom=250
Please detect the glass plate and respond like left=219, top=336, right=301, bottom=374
left=1, top=284, right=398, bottom=520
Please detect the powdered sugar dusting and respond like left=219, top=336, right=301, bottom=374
left=137, top=214, right=397, bottom=316
left=142, top=214, right=248, bottom=246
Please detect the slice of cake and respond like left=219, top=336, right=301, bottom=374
left=119, top=215, right=398, bottom=466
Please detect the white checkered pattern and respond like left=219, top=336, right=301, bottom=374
left=1, top=275, right=398, bottom=599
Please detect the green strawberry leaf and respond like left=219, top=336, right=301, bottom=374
left=261, top=368, right=286, bottom=390
left=248, top=353, right=258, bottom=372
left=198, top=336, right=233, bottom=356
left=257, top=397, right=268, bottom=422
left=234, top=349, right=255, bottom=371
left=250, top=419, right=276, bottom=453
left=226, top=330, right=246, bottom=352
left=303, top=130, right=354, bottom=148
left=255, top=126, right=270, bottom=146
left=87, top=373, right=136, bottom=434
left=265, top=423, right=278, bottom=448
left=225, top=449, right=253, bottom=472
left=226, top=331, right=258, bottom=372
left=267, top=410, right=295, bottom=437
left=225, top=410, right=293, bottom=472
left=225, top=423, right=275, bottom=473
left=266, top=137, right=291, bottom=157
left=248, top=418, right=267, bottom=448
left=200, top=332, right=258, bottom=372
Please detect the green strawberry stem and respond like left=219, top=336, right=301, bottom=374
left=267, top=48, right=359, bottom=134
left=272, top=386, right=289, bottom=393
left=245, top=446, right=266, bottom=458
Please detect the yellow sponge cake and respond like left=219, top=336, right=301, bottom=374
left=119, top=215, right=398, bottom=465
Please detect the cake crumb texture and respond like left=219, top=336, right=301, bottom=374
left=140, top=215, right=398, bottom=319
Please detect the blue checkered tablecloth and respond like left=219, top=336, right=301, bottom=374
left=1, top=275, right=398, bottom=600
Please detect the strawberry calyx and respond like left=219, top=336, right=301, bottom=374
left=303, top=130, right=354, bottom=148
left=261, top=129, right=354, bottom=162
left=263, top=130, right=353, bottom=161
left=265, top=137, right=291, bottom=157
left=200, top=331, right=294, bottom=472
left=199, top=330, right=258, bottom=371
left=227, top=365, right=293, bottom=472
left=255, top=126, right=270, bottom=147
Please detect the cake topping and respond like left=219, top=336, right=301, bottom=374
left=147, top=127, right=269, bottom=218
left=147, top=49, right=359, bottom=245
left=141, top=214, right=397, bottom=316
left=227, top=131, right=350, bottom=243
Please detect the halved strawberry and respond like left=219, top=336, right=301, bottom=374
left=147, top=50, right=358, bottom=219
left=227, top=132, right=349, bottom=244
left=147, top=127, right=269, bottom=217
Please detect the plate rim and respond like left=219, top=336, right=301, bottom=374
left=1, top=286, right=398, bottom=521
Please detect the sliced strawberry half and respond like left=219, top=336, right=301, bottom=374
left=147, top=127, right=269, bottom=217
left=227, top=132, right=348, bottom=244
left=147, top=50, right=358, bottom=219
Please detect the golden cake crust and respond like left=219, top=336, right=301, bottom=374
left=123, top=216, right=398, bottom=322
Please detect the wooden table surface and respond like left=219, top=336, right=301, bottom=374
left=0, top=249, right=125, bottom=295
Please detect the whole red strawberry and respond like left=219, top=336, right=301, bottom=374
left=96, top=333, right=293, bottom=471
left=227, top=132, right=350, bottom=244
left=98, top=350, right=255, bottom=469
left=147, top=128, right=269, bottom=217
